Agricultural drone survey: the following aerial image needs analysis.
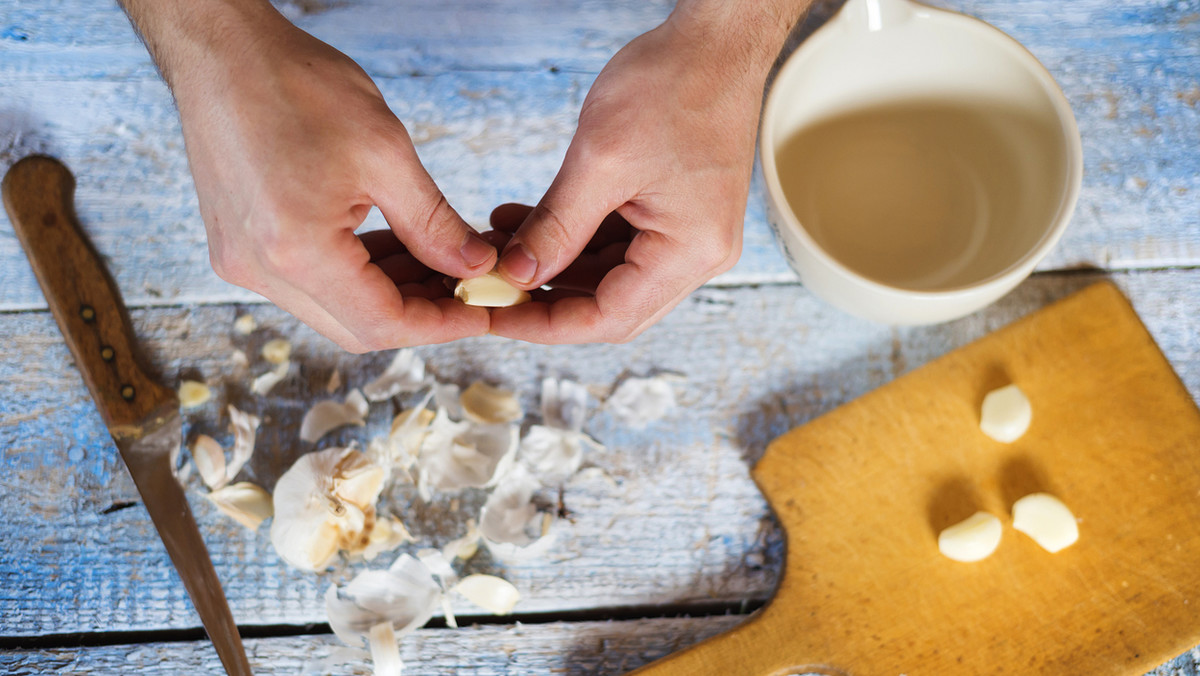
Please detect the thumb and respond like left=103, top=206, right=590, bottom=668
left=370, top=143, right=496, bottom=279
left=497, top=162, right=625, bottom=290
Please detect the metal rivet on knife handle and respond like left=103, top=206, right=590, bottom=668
left=101, top=346, right=115, bottom=362
left=80, top=305, right=96, bottom=322
left=120, top=385, right=135, bottom=401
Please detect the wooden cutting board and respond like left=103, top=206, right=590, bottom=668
left=632, top=282, right=1200, bottom=675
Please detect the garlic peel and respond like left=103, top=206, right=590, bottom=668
left=453, top=574, right=520, bottom=615
left=606, top=375, right=678, bottom=428
left=980, top=384, right=1032, bottom=443
left=363, top=349, right=429, bottom=402
left=225, top=405, right=260, bottom=483
left=368, top=622, right=403, bottom=676
left=454, top=271, right=531, bottom=307
left=205, top=482, right=273, bottom=531
left=262, top=338, right=292, bottom=365
left=1012, top=493, right=1078, bottom=553
left=300, top=390, right=370, bottom=443
left=541, top=377, right=589, bottom=431
left=460, top=381, right=523, bottom=424
left=233, top=314, right=256, bottom=335
left=325, top=554, right=442, bottom=645
left=519, top=425, right=603, bottom=483
left=251, top=360, right=290, bottom=396
left=938, top=511, right=1003, bottom=562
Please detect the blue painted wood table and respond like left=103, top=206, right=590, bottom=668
left=1, top=0, right=1198, bottom=673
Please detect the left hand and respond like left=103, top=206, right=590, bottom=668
left=488, top=9, right=789, bottom=343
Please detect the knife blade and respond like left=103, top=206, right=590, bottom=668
left=2, top=155, right=252, bottom=676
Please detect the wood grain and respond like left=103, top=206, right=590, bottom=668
left=0, top=616, right=1195, bottom=676
left=637, top=283, right=1200, bottom=675
left=0, top=0, right=1197, bottom=309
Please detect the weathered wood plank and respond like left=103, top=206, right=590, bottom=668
left=1, top=270, right=1197, bottom=637
left=0, top=616, right=1196, bottom=675
left=1, top=0, right=1198, bottom=309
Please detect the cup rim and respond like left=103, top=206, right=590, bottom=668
left=759, top=0, right=1084, bottom=299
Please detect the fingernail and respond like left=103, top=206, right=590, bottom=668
left=460, top=231, right=495, bottom=268
left=499, top=243, right=538, bottom=285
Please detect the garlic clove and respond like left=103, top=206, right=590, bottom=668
left=363, top=348, right=428, bottom=402
left=205, top=482, right=273, bottom=531
left=980, top=384, right=1032, bottom=443
left=178, top=380, right=212, bottom=409
left=190, top=434, right=228, bottom=490
left=938, top=511, right=1003, bottom=562
left=325, top=369, right=342, bottom=394
left=460, top=381, right=523, bottom=424
left=261, top=338, right=292, bottom=365
left=606, top=375, right=678, bottom=428
left=454, top=271, right=531, bottom=307
left=1012, top=493, right=1079, bottom=553
left=453, top=574, right=520, bottom=615
left=233, top=314, right=257, bottom=335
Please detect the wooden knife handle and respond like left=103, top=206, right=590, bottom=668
left=3, top=155, right=177, bottom=436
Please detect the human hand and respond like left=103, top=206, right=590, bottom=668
left=489, top=6, right=792, bottom=343
left=164, top=7, right=495, bottom=351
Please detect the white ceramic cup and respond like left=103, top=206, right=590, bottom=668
left=760, top=0, right=1083, bottom=324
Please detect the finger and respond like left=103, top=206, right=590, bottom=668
left=496, top=161, right=628, bottom=290
left=489, top=203, right=534, bottom=233
left=491, top=226, right=734, bottom=344
left=358, top=228, right=409, bottom=262
left=368, top=138, right=496, bottom=278
left=373, top=251, right=438, bottom=287
left=546, top=241, right=628, bottom=293
left=290, top=228, right=490, bottom=349
left=248, top=277, right=371, bottom=353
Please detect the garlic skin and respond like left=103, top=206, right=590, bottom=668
left=606, top=375, right=678, bottom=428
left=454, top=271, right=531, bottom=307
left=938, top=511, right=1003, bottom=562
left=191, top=434, right=227, bottom=490
left=270, top=446, right=387, bottom=571
left=362, top=348, right=429, bottom=402
left=261, top=338, right=292, bottom=365
left=1012, top=493, right=1079, bottom=553
left=479, top=465, right=555, bottom=561
left=415, top=410, right=519, bottom=500
left=233, top=314, right=257, bottom=335
left=325, top=554, right=442, bottom=645
left=251, top=360, right=290, bottom=396
left=300, top=389, right=370, bottom=443
left=980, top=384, right=1032, bottom=443
left=460, top=381, right=523, bottom=424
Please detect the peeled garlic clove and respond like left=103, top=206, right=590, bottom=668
left=233, top=314, right=257, bottom=335
left=453, top=574, right=520, bottom=615
left=261, top=338, right=292, bottom=365
left=980, top=384, right=1032, bottom=443
left=178, top=380, right=212, bottom=409
left=938, top=511, right=1003, bottom=562
left=1012, top=493, right=1079, bottom=553
left=454, top=271, right=531, bottom=307
left=191, top=434, right=228, bottom=490
left=206, top=482, right=273, bottom=531
left=461, top=381, right=523, bottom=424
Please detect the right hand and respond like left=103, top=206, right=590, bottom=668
left=171, top=10, right=494, bottom=352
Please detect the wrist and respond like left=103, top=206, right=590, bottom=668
left=666, top=0, right=808, bottom=73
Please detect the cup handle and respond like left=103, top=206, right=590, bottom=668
left=841, top=0, right=915, bottom=32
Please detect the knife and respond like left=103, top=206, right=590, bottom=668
left=2, top=155, right=253, bottom=676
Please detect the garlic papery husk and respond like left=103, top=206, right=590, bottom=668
left=385, top=408, right=436, bottom=470
left=460, top=381, right=523, bottom=424
left=363, top=349, right=430, bottom=402
left=415, top=410, right=519, bottom=500
left=251, top=360, right=291, bottom=396
left=442, top=519, right=480, bottom=563
left=518, top=425, right=604, bottom=484
left=352, top=515, right=414, bottom=562
left=368, top=622, right=403, bottom=676
left=225, top=405, right=260, bottom=483
left=606, top=375, right=679, bottom=428
left=479, top=466, right=555, bottom=561
left=453, top=574, right=520, bottom=615
left=271, top=446, right=387, bottom=571
left=541, top=377, right=589, bottom=431
left=325, top=554, right=442, bottom=647
left=191, top=434, right=228, bottom=490
left=300, top=389, right=370, bottom=444
left=205, top=482, right=273, bottom=531
left=433, top=383, right=464, bottom=420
